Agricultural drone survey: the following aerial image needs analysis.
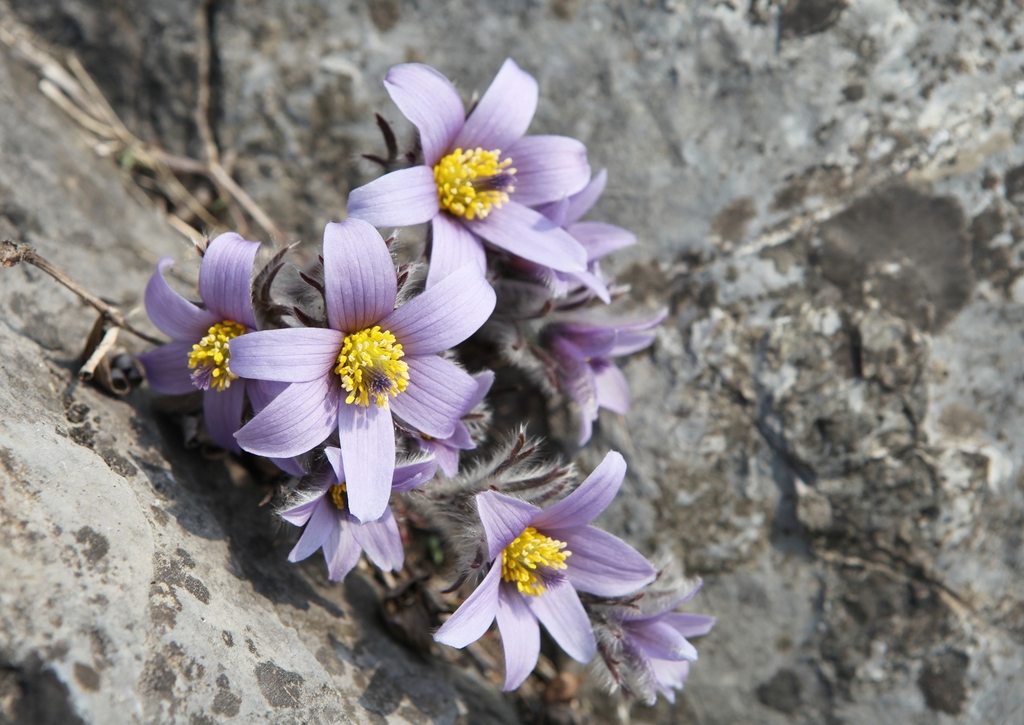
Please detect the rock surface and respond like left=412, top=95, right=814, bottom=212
left=3, top=0, right=1024, bottom=723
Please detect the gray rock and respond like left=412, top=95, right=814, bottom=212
left=4, top=0, right=1024, bottom=723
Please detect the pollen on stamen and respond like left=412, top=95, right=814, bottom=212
left=329, top=483, right=347, bottom=510
left=334, top=326, right=410, bottom=408
left=500, top=526, right=571, bottom=596
left=187, top=320, right=246, bottom=392
left=433, top=147, right=516, bottom=221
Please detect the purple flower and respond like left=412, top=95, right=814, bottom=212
left=529, top=169, right=636, bottom=303
left=137, top=233, right=261, bottom=453
left=347, top=59, right=592, bottom=288
left=433, top=451, right=655, bottom=691
left=545, top=308, right=668, bottom=445
left=608, top=583, right=716, bottom=705
left=280, top=447, right=436, bottom=581
left=415, top=370, right=494, bottom=477
left=229, top=218, right=495, bottom=522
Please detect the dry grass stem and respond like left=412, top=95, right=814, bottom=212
left=79, top=326, right=120, bottom=380
left=1, top=240, right=164, bottom=345
left=0, top=4, right=285, bottom=246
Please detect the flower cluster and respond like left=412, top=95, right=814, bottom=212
left=134, top=58, right=709, bottom=708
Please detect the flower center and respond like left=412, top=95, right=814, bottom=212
left=330, top=483, right=347, bottom=510
left=187, top=320, right=246, bottom=392
left=433, top=147, right=516, bottom=220
left=500, top=526, right=571, bottom=596
left=334, top=326, right=410, bottom=408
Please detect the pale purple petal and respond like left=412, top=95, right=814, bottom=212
left=468, top=370, right=495, bottom=410
left=608, top=329, right=658, bottom=357
left=593, top=362, right=631, bottom=416
left=391, top=458, right=438, bottom=492
left=228, top=328, right=343, bottom=382
left=537, top=169, right=609, bottom=226
left=434, top=563, right=502, bottom=648
left=569, top=221, right=636, bottom=262
left=247, top=379, right=290, bottom=413
left=138, top=342, right=197, bottom=395
left=505, top=135, right=590, bottom=206
left=428, top=443, right=461, bottom=478
left=466, top=201, right=587, bottom=273
left=525, top=581, right=596, bottom=663
left=625, top=619, right=698, bottom=662
left=661, top=613, right=717, bottom=639
left=536, top=195, right=570, bottom=227
left=272, top=457, right=307, bottom=477
left=651, top=659, right=690, bottom=702
left=619, top=308, right=671, bottom=331
left=145, top=258, right=219, bottom=341
left=557, top=308, right=668, bottom=335
left=346, top=166, right=439, bottom=227
left=452, top=58, right=538, bottom=152
left=495, top=584, right=540, bottom=691
left=279, top=484, right=329, bottom=526
left=389, top=355, right=478, bottom=438
left=380, top=264, right=496, bottom=355
left=323, top=219, right=398, bottom=333
left=549, top=337, right=598, bottom=445
left=426, top=214, right=486, bottom=288
left=565, top=168, right=607, bottom=225
left=577, top=409, right=595, bottom=448
left=446, top=421, right=474, bottom=450
left=324, top=517, right=362, bottom=581
left=287, top=497, right=335, bottom=562
left=350, top=507, right=404, bottom=572
left=384, top=63, right=465, bottom=167
left=549, top=525, right=656, bottom=597
left=533, top=451, right=625, bottom=529
left=552, top=327, right=616, bottom=358
left=337, top=402, right=395, bottom=523
left=203, top=382, right=246, bottom=453
left=476, top=491, right=541, bottom=561
left=198, top=232, right=259, bottom=328
left=567, top=269, right=611, bottom=304
left=325, top=445, right=345, bottom=481
left=234, top=376, right=340, bottom=457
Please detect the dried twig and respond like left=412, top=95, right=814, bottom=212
left=0, top=7, right=286, bottom=244
left=79, top=325, right=120, bottom=380
left=1, top=240, right=163, bottom=345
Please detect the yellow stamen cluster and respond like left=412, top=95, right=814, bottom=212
left=500, top=526, right=571, bottom=596
left=329, top=483, right=347, bottom=510
left=334, top=326, right=410, bottom=408
left=187, top=320, right=246, bottom=392
left=433, top=147, right=515, bottom=220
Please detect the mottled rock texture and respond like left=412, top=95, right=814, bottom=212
left=4, top=0, right=1024, bottom=723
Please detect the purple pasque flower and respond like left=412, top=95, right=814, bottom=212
left=229, top=218, right=495, bottom=523
left=137, top=233, right=261, bottom=453
left=609, top=582, right=716, bottom=705
left=414, top=370, right=493, bottom=477
left=544, top=308, right=668, bottom=445
left=434, top=451, right=656, bottom=691
left=347, top=59, right=592, bottom=288
left=528, top=169, right=637, bottom=304
left=280, top=447, right=436, bottom=581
